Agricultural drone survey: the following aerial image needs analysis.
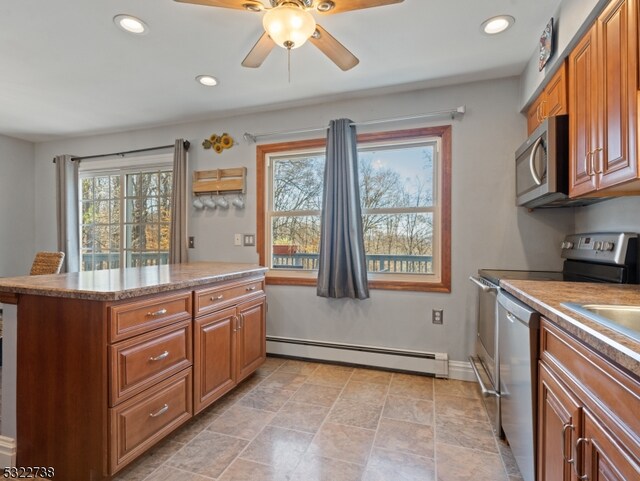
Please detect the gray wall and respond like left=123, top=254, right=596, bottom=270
left=0, top=134, right=35, bottom=276
left=519, top=0, right=607, bottom=109
left=575, top=198, right=640, bottom=232
left=32, top=77, right=572, bottom=363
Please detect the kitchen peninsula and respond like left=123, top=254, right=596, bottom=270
left=0, top=262, right=267, bottom=480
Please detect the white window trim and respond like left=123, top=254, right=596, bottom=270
left=78, top=153, right=172, bottom=173
left=78, top=153, right=173, bottom=271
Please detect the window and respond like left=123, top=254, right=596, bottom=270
left=79, top=155, right=173, bottom=271
left=257, top=126, right=451, bottom=292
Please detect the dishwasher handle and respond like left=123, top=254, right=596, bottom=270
left=497, top=291, right=539, bottom=328
left=469, top=276, right=499, bottom=293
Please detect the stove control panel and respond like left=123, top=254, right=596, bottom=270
left=561, top=232, right=638, bottom=265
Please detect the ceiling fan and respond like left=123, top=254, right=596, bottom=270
left=174, top=0, right=404, bottom=71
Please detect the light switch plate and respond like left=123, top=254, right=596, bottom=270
left=243, top=234, right=255, bottom=246
left=234, top=234, right=242, bottom=246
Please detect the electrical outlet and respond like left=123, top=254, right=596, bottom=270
left=234, top=234, right=242, bottom=246
left=432, top=309, right=444, bottom=324
left=188, top=236, right=195, bottom=248
left=243, top=234, right=255, bottom=246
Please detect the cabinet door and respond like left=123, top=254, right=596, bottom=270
left=527, top=95, right=545, bottom=135
left=545, top=62, right=568, bottom=117
left=582, top=410, right=640, bottom=481
left=193, top=306, right=237, bottom=414
left=538, top=362, right=582, bottom=481
left=596, top=0, right=639, bottom=189
left=236, top=296, right=266, bottom=382
left=569, top=26, right=599, bottom=197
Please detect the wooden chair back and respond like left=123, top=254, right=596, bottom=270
left=30, top=252, right=65, bottom=275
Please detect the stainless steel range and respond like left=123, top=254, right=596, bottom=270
left=469, top=232, right=639, bottom=481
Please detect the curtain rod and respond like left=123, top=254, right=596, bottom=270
left=242, top=106, right=466, bottom=143
left=52, top=141, right=190, bottom=163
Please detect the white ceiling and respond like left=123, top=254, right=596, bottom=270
left=0, top=0, right=563, bottom=142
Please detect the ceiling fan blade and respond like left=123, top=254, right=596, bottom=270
left=242, top=32, right=276, bottom=68
left=173, top=0, right=264, bottom=11
left=311, top=0, right=403, bottom=15
left=309, top=25, right=359, bottom=71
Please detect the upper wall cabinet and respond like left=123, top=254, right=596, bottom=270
left=527, top=61, right=568, bottom=135
left=569, top=0, right=640, bottom=197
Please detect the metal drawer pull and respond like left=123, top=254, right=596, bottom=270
left=147, top=308, right=167, bottom=317
left=149, top=351, right=169, bottom=362
left=210, top=295, right=224, bottom=301
left=561, top=423, right=574, bottom=464
left=149, top=404, right=169, bottom=418
left=246, top=286, right=257, bottom=292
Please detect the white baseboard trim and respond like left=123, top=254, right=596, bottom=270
left=0, top=436, right=16, bottom=467
left=266, top=336, right=449, bottom=378
left=448, top=359, right=476, bottom=382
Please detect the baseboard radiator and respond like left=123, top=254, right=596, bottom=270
left=266, top=336, right=449, bottom=378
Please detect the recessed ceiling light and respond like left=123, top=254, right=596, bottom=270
left=196, top=75, right=218, bottom=87
left=114, top=14, right=148, bottom=35
left=481, top=15, right=515, bottom=35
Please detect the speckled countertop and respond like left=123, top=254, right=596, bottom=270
left=0, top=262, right=267, bottom=301
left=501, top=280, right=640, bottom=377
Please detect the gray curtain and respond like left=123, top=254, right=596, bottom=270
left=317, top=119, right=369, bottom=299
left=169, top=139, right=189, bottom=264
left=54, top=154, right=80, bottom=273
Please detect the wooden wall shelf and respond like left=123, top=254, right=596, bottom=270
left=192, top=167, right=246, bottom=195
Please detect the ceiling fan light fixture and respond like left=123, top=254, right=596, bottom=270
left=263, top=4, right=316, bottom=49
left=113, top=14, right=148, bottom=35
left=481, top=15, right=515, bottom=35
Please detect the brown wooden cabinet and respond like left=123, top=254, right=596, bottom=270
left=569, top=0, right=640, bottom=197
left=15, top=273, right=266, bottom=480
left=538, top=362, right=581, bottom=481
left=526, top=61, right=568, bottom=135
left=193, top=277, right=266, bottom=414
left=236, top=296, right=267, bottom=382
left=194, top=306, right=237, bottom=414
left=538, top=319, right=640, bottom=481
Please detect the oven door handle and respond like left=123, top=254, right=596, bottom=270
left=469, top=276, right=498, bottom=293
left=468, top=356, right=500, bottom=398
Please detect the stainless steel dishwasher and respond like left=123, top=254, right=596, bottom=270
left=497, top=290, right=539, bottom=481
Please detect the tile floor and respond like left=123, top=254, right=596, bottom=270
left=114, top=357, right=524, bottom=481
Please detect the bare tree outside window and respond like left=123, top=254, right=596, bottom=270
left=80, top=168, right=172, bottom=271
left=269, top=141, right=437, bottom=274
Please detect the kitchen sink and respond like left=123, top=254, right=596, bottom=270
left=561, top=303, right=640, bottom=342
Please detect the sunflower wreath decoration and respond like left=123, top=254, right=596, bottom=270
left=202, top=133, right=234, bottom=154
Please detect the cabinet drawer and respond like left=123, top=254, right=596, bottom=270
left=110, top=369, right=192, bottom=474
left=109, top=320, right=193, bottom=406
left=109, top=291, right=192, bottom=342
left=195, top=277, right=264, bottom=316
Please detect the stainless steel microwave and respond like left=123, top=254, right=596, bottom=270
left=515, top=115, right=570, bottom=208
left=515, top=116, right=602, bottom=208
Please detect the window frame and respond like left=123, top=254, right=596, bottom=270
left=256, top=126, right=452, bottom=292
left=78, top=154, right=173, bottom=271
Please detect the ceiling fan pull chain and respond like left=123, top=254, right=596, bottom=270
left=288, top=47, right=291, bottom=83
